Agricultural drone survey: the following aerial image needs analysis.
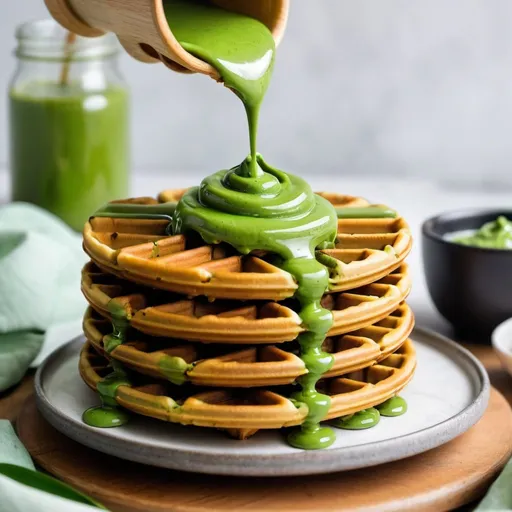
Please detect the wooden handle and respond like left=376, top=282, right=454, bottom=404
left=44, top=0, right=289, bottom=76
left=59, top=31, right=77, bottom=86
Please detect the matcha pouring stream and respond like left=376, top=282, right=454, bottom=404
left=170, top=0, right=336, bottom=450
left=88, top=0, right=406, bottom=447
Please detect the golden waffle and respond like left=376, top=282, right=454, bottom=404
left=79, top=339, right=416, bottom=435
left=83, top=302, right=413, bottom=387
left=81, top=262, right=411, bottom=343
left=83, top=190, right=412, bottom=300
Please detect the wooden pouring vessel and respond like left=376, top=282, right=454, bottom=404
left=44, top=0, right=289, bottom=77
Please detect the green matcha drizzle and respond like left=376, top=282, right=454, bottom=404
left=376, top=396, right=407, bottom=417
left=103, top=301, right=130, bottom=354
left=94, top=201, right=177, bottom=218
left=82, top=362, right=131, bottom=428
left=83, top=302, right=133, bottom=428
left=332, top=408, right=381, bottom=430
left=159, top=355, right=193, bottom=385
left=335, top=206, right=396, bottom=219
left=93, top=202, right=176, bottom=234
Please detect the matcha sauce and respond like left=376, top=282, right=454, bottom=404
left=333, top=408, right=381, bottom=430
left=452, top=216, right=512, bottom=249
left=83, top=362, right=131, bottom=428
left=83, top=303, right=131, bottom=427
left=103, top=301, right=130, bottom=353
left=376, top=396, right=408, bottom=417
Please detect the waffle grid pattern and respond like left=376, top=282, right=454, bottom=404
left=79, top=190, right=416, bottom=438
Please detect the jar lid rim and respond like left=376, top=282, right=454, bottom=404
left=15, top=19, right=120, bottom=59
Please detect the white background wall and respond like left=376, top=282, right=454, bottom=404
left=2, top=1, right=512, bottom=187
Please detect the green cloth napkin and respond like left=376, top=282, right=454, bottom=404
left=0, top=203, right=87, bottom=391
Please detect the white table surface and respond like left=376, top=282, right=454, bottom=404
left=2, top=169, right=511, bottom=340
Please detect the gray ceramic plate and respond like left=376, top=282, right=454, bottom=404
left=35, top=327, right=490, bottom=476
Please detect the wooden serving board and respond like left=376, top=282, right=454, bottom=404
left=17, top=388, right=512, bottom=512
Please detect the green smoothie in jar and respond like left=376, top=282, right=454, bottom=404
left=9, top=20, right=129, bottom=231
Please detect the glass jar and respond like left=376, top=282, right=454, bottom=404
left=9, top=19, right=130, bottom=231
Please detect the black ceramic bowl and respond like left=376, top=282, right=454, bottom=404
left=422, top=209, right=512, bottom=343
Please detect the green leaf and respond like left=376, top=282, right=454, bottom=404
left=0, top=330, right=43, bottom=392
left=0, top=464, right=106, bottom=509
left=0, top=421, right=35, bottom=470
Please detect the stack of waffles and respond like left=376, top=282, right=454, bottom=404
left=79, top=190, right=416, bottom=441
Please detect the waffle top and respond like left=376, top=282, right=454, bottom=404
left=84, top=190, right=411, bottom=301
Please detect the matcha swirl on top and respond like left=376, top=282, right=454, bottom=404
left=173, top=154, right=339, bottom=450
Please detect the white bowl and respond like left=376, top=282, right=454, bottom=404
left=492, top=317, right=512, bottom=377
